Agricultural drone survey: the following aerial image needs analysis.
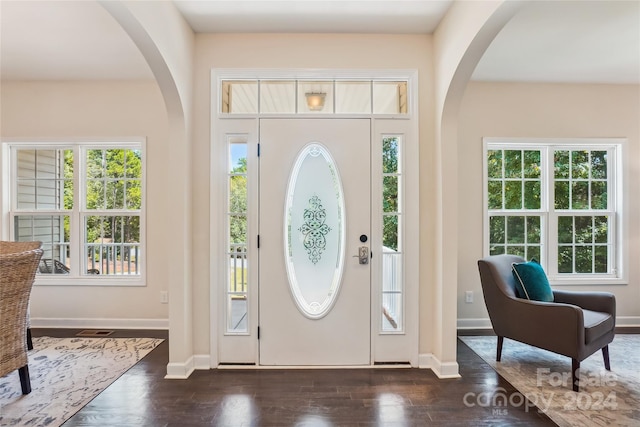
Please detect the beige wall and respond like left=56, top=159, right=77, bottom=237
left=457, top=81, right=640, bottom=326
left=0, top=80, right=171, bottom=326
left=100, top=0, right=196, bottom=374
left=191, top=33, right=435, bottom=355
left=431, top=0, right=517, bottom=370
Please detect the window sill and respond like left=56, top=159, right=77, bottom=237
left=549, top=277, right=627, bottom=287
left=34, top=276, right=145, bottom=287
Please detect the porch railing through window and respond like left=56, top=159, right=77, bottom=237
left=381, top=135, right=403, bottom=332
left=85, top=243, right=140, bottom=275
left=229, top=244, right=247, bottom=293
left=14, top=214, right=71, bottom=275
left=227, top=139, right=248, bottom=333
left=227, top=244, right=248, bottom=332
left=39, top=242, right=71, bottom=274
left=11, top=144, right=144, bottom=281
left=382, top=248, right=402, bottom=331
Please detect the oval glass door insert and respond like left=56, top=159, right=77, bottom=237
left=284, top=143, right=345, bottom=319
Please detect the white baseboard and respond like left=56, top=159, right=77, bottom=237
left=418, top=353, right=461, bottom=379
left=457, top=318, right=492, bottom=330
left=165, top=356, right=195, bottom=379
left=29, top=317, right=169, bottom=330
left=457, top=316, right=640, bottom=330
left=616, top=316, right=640, bottom=327
left=418, top=353, right=433, bottom=369
left=194, top=354, right=211, bottom=370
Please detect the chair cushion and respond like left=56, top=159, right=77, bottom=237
left=583, top=309, right=614, bottom=344
left=511, top=259, right=554, bottom=302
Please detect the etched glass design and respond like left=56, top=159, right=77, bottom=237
left=285, top=143, right=345, bottom=319
left=299, top=195, right=331, bottom=264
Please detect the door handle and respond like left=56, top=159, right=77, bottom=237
left=353, top=246, right=369, bottom=264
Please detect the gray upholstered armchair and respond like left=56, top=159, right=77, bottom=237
left=477, top=254, right=616, bottom=392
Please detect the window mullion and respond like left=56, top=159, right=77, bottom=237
left=545, top=147, right=557, bottom=276
left=539, top=146, right=558, bottom=276
left=520, top=150, right=525, bottom=210
left=501, top=149, right=506, bottom=210
left=71, top=145, right=82, bottom=276
left=610, top=212, right=617, bottom=275
left=592, top=216, right=596, bottom=273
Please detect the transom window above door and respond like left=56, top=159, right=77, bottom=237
left=221, top=79, right=408, bottom=115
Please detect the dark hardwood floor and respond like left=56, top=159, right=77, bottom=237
left=31, top=329, right=556, bottom=426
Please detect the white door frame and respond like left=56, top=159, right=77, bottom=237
left=210, top=69, right=420, bottom=368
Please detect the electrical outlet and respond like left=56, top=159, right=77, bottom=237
left=465, top=291, right=473, bottom=303
left=160, top=291, right=168, bottom=304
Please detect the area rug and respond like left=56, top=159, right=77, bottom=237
left=460, top=335, right=640, bottom=427
left=0, top=336, right=163, bottom=427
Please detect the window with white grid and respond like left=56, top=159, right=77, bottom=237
left=484, top=139, right=623, bottom=283
left=7, top=142, right=144, bottom=282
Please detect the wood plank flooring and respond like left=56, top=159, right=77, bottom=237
left=32, top=329, right=556, bottom=426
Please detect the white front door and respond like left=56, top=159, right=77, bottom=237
left=259, top=119, right=371, bottom=366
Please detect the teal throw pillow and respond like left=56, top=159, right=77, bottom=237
left=511, top=259, right=554, bottom=302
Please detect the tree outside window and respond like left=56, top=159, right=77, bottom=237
left=485, top=141, right=618, bottom=279
left=11, top=144, right=143, bottom=278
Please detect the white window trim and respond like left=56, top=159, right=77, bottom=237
left=225, top=134, right=252, bottom=336
left=483, top=137, right=627, bottom=286
left=1, top=138, right=146, bottom=287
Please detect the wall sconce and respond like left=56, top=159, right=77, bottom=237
left=305, top=92, right=326, bottom=111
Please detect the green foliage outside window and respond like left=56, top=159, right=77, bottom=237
left=16, top=146, right=142, bottom=275
left=61, top=148, right=142, bottom=249
left=488, top=147, right=610, bottom=274
left=229, top=157, right=248, bottom=245
left=63, top=149, right=74, bottom=244
left=84, top=149, right=142, bottom=245
left=383, top=137, right=399, bottom=251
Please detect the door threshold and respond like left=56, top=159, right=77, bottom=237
left=217, top=363, right=412, bottom=370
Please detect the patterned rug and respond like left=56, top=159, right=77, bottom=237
left=460, top=335, right=640, bottom=427
left=0, top=336, right=163, bottom=426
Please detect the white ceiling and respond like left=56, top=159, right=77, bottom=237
left=174, top=0, right=453, bottom=34
left=473, top=0, right=640, bottom=84
left=0, top=0, right=638, bottom=84
left=0, top=0, right=154, bottom=80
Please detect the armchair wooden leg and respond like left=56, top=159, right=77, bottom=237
left=19, top=365, right=32, bottom=395
left=602, top=345, right=611, bottom=371
left=572, top=358, right=580, bottom=392
left=496, top=336, right=504, bottom=362
left=27, top=328, right=33, bottom=350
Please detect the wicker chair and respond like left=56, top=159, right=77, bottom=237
left=1, top=241, right=42, bottom=350
left=0, top=243, right=43, bottom=394
left=0, top=241, right=42, bottom=253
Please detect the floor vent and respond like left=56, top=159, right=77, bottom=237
left=76, top=329, right=115, bottom=337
